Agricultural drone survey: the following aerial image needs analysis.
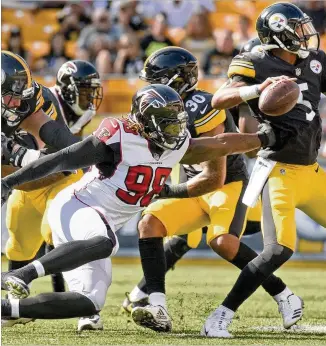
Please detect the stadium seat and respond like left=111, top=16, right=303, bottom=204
left=65, top=41, right=77, bottom=59
left=24, top=41, right=50, bottom=60
left=22, top=23, right=60, bottom=42
left=215, top=0, right=256, bottom=18
left=1, top=23, right=14, bottom=46
left=2, top=9, right=33, bottom=27
left=33, top=9, right=59, bottom=25
left=208, top=13, right=242, bottom=30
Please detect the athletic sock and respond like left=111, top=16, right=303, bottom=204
left=2, top=292, right=97, bottom=319
left=273, top=286, right=293, bottom=303
left=129, top=286, right=148, bottom=302
left=8, top=260, right=32, bottom=271
left=138, top=237, right=166, bottom=296
left=230, top=242, right=286, bottom=297
left=7, top=236, right=113, bottom=285
left=222, top=262, right=266, bottom=312
left=137, top=235, right=191, bottom=294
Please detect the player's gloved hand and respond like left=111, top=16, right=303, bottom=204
left=1, top=179, right=12, bottom=206
left=256, top=122, right=276, bottom=148
left=156, top=183, right=189, bottom=199
left=1, top=133, right=28, bottom=167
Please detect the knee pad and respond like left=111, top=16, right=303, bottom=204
left=251, top=243, right=293, bottom=277
left=165, top=235, right=191, bottom=258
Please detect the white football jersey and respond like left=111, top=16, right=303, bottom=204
left=71, top=118, right=190, bottom=231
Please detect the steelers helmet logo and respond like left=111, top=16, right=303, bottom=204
left=268, top=13, right=288, bottom=32
left=310, top=60, right=322, bottom=74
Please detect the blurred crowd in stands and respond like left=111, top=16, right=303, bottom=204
left=3, top=0, right=325, bottom=78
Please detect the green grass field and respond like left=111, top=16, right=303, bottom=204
left=2, top=259, right=326, bottom=346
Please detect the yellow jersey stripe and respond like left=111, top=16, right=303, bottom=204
left=195, top=109, right=226, bottom=135
left=232, top=59, right=253, bottom=66
left=230, top=62, right=255, bottom=70
left=228, top=66, right=256, bottom=78
left=194, top=107, right=217, bottom=124
left=34, top=86, right=45, bottom=113
left=194, top=109, right=222, bottom=127
left=3, top=50, right=32, bottom=89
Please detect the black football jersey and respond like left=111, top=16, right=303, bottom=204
left=183, top=89, right=248, bottom=183
left=228, top=49, right=326, bottom=165
left=2, top=81, right=44, bottom=137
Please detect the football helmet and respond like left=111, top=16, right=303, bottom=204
left=139, top=47, right=198, bottom=95
left=1, top=51, right=34, bottom=124
left=130, top=84, right=188, bottom=150
left=56, top=60, right=103, bottom=116
left=240, top=37, right=262, bottom=53
left=256, top=2, right=319, bottom=59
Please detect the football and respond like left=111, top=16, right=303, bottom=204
left=258, top=79, right=300, bottom=116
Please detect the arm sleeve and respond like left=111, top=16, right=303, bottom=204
left=3, top=135, right=114, bottom=189
left=39, top=120, right=80, bottom=150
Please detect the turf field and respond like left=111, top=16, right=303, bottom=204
left=2, top=258, right=326, bottom=346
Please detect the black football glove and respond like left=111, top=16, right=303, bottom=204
left=1, top=133, right=28, bottom=167
left=1, top=179, right=12, bottom=206
left=256, top=122, right=276, bottom=148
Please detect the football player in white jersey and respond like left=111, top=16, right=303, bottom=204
left=1, top=84, right=275, bottom=325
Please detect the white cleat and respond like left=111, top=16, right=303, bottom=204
left=2, top=317, right=34, bottom=328
left=278, top=294, right=304, bottom=329
left=131, top=304, right=172, bottom=332
left=4, top=276, right=30, bottom=299
left=77, top=314, right=104, bottom=332
left=201, top=305, right=234, bottom=338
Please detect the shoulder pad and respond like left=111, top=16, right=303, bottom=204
left=228, top=52, right=257, bottom=79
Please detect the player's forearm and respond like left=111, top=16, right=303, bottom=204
left=181, top=133, right=261, bottom=165
left=211, top=78, right=261, bottom=110
left=39, top=120, right=80, bottom=150
left=212, top=88, right=245, bottom=110
left=2, top=136, right=110, bottom=189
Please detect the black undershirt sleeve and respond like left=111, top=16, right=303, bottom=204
left=39, top=120, right=80, bottom=150
left=3, top=135, right=113, bottom=189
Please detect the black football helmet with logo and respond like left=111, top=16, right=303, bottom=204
left=130, top=84, right=188, bottom=150
left=140, top=47, right=198, bottom=95
left=256, top=2, right=319, bottom=59
left=1, top=50, right=35, bottom=123
left=56, top=60, right=103, bottom=116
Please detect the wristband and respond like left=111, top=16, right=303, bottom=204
left=239, top=85, right=261, bottom=101
left=159, top=183, right=189, bottom=199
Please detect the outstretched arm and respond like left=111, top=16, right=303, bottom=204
left=181, top=121, right=275, bottom=165
left=2, top=135, right=113, bottom=190
left=181, top=132, right=261, bottom=164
